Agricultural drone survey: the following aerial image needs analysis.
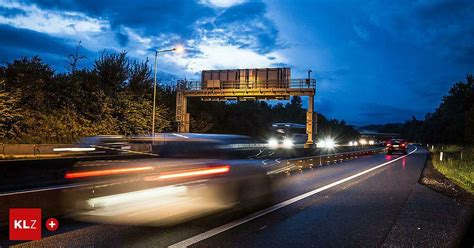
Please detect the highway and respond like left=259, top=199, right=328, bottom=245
left=0, top=145, right=431, bottom=247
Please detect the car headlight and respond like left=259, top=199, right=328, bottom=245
left=283, top=138, right=294, bottom=148
left=268, top=138, right=278, bottom=148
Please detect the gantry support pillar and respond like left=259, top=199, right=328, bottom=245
left=304, top=95, right=316, bottom=148
left=176, top=90, right=190, bottom=133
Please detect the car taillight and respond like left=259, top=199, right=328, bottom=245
left=145, top=165, right=230, bottom=181
left=387, top=143, right=392, bottom=147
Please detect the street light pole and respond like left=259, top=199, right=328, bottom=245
left=152, top=50, right=158, bottom=140
left=151, top=47, right=184, bottom=139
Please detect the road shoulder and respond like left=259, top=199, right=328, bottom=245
left=382, top=152, right=473, bottom=248
left=382, top=183, right=471, bottom=247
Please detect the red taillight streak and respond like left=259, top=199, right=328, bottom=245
left=145, top=165, right=230, bottom=181
left=65, top=166, right=153, bottom=179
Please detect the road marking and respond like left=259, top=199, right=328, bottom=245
left=169, top=146, right=418, bottom=248
left=0, top=182, right=100, bottom=197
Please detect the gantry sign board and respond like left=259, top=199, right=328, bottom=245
left=176, top=67, right=317, bottom=146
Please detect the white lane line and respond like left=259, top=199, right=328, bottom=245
left=0, top=182, right=100, bottom=197
left=169, top=147, right=418, bottom=248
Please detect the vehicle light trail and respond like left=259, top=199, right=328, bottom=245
left=53, top=147, right=96, bottom=152
left=65, top=166, right=154, bottom=179
left=145, top=165, right=230, bottom=181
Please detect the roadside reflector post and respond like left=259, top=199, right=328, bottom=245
left=440, top=152, right=443, bottom=161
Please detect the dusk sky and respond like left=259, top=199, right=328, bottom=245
left=0, top=0, right=473, bottom=125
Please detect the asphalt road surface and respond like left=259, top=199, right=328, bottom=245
left=4, top=145, right=428, bottom=247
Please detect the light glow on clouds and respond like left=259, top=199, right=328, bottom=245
left=200, top=0, right=247, bottom=8
left=0, top=0, right=281, bottom=77
left=169, top=41, right=286, bottom=73
left=0, top=0, right=107, bottom=35
left=0, top=0, right=285, bottom=80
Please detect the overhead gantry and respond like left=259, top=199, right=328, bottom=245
left=175, top=68, right=317, bottom=147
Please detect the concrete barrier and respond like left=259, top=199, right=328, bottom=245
left=0, top=144, right=72, bottom=156
left=0, top=143, right=152, bottom=157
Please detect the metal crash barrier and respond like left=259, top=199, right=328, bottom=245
left=267, top=148, right=385, bottom=176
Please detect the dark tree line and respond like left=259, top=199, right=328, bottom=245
left=0, top=53, right=172, bottom=143
left=362, top=75, right=474, bottom=145
left=403, top=75, right=474, bottom=145
left=188, top=96, right=359, bottom=142
left=0, top=51, right=359, bottom=143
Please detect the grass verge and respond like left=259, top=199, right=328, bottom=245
left=431, top=146, right=474, bottom=193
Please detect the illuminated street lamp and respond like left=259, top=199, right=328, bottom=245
left=152, top=45, right=184, bottom=139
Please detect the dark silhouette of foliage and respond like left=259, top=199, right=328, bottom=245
left=0, top=53, right=173, bottom=143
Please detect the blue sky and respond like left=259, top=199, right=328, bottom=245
left=1, top=0, right=473, bottom=125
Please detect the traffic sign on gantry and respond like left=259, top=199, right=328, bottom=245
left=176, top=67, right=317, bottom=147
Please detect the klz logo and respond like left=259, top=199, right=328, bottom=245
left=9, top=208, right=42, bottom=240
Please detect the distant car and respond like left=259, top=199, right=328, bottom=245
left=386, top=139, right=407, bottom=155
left=267, top=123, right=307, bottom=149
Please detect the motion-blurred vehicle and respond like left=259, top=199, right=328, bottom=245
left=60, top=134, right=272, bottom=225
left=267, top=123, right=307, bottom=148
left=386, top=139, right=407, bottom=155
left=80, top=135, right=131, bottom=154
left=53, top=135, right=130, bottom=155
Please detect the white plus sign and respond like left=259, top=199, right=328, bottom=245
left=49, top=221, right=56, bottom=228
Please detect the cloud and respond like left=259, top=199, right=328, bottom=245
left=0, top=4, right=25, bottom=17
left=356, top=0, right=474, bottom=65
left=169, top=41, right=286, bottom=73
left=2, top=0, right=472, bottom=125
left=22, top=0, right=215, bottom=38
left=199, top=0, right=247, bottom=8
left=115, top=28, right=129, bottom=47
left=209, top=1, right=281, bottom=54
left=0, top=24, right=94, bottom=67
left=355, top=102, right=426, bottom=124
left=0, top=0, right=107, bottom=35
left=8, top=0, right=283, bottom=76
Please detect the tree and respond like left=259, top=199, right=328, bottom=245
left=0, top=79, right=23, bottom=142
left=399, top=74, right=474, bottom=145
left=4, top=56, right=54, bottom=111
left=94, top=51, right=129, bottom=97
left=114, top=91, right=171, bottom=136
left=128, top=59, right=152, bottom=96
left=67, top=41, right=87, bottom=72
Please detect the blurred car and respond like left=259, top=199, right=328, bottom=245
left=60, top=134, right=272, bottom=225
left=386, top=139, right=408, bottom=155
left=53, top=135, right=130, bottom=155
